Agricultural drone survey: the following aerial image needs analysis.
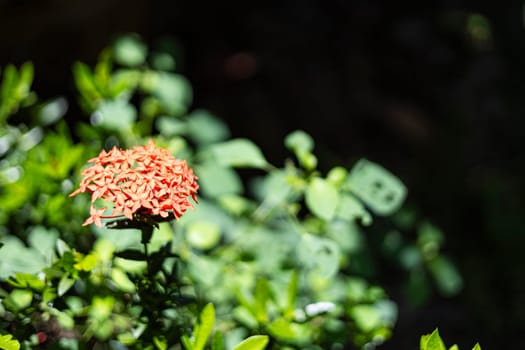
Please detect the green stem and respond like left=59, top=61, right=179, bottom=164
left=141, top=224, right=154, bottom=282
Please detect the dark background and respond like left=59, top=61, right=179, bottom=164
left=1, top=0, right=525, bottom=348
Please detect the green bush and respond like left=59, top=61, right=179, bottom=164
left=0, top=34, right=477, bottom=349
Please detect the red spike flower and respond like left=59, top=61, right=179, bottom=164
left=70, top=139, right=198, bottom=227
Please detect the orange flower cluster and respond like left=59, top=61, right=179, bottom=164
left=70, top=140, right=198, bottom=227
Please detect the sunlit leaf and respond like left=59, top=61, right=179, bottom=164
left=350, top=304, right=381, bottom=333
left=0, top=334, right=20, bottom=350
left=233, top=335, right=269, bottom=350
left=420, top=329, right=446, bottom=350
left=111, top=267, right=136, bottom=293
left=193, top=303, right=215, bottom=350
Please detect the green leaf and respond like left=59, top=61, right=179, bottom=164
left=285, top=130, right=314, bottom=153
left=72, top=61, right=102, bottom=109
left=253, top=278, right=271, bottom=323
left=153, top=336, right=168, bottom=350
left=449, top=346, right=459, bottom=350
left=420, top=329, right=446, bottom=350
left=94, top=99, right=137, bottom=131
left=350, top=304, right=382, bottom=333
left=187, top=109, right=230, bottom=144
left=472, top=343, right=481, bottom=350
left=285, top=271, right=299, bottom=317
left=193, top=303, right=215, bottom=350
left=347, top=159, right=407, bottom=215
left=111, top=267, right=136, bottom=293
left=211, top=332, right=225, bottom=350
left=4, top=289, right=33, bottom=311
left=186, top=221, right=221, bottom=250
left=148, top=72, right=192, bottom=116
left=210, top=139, right=268, bottom=168
left=58, top=275, right=75, bottom=296
left=196, top=162, right=243, bottom=198
left=305, top=177, right=339, bottom=221
left=335, top=193, right=372, bottom=225
left=156, top=116, right=187, bottom=137
left=298, top=234, right=340, bottom=277
left=0, top=236, right=47, bottom=278
left=181, top=335, right=193, bottom=350
left=113, top=34, right=147, bottom=67
left=428, top=256, right=463, bottom=296
left=0, top=334, right=20, bottom=350
left=7, top=272, right=45, bottom=292
left=233, top=335, right=269, bottom=350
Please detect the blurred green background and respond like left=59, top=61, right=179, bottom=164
left=1, top=1, right=524, bottom=348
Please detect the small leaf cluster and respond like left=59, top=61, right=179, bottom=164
left=420, top=329, right=481, bottom=350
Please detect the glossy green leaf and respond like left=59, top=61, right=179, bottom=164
left=233, top=335, right=269, bottom=350
left=7, top=272, right=45, bottom=292
left=472, top=343, right=481, bottom=350
left=305, top=177, right=339, bottom=221
left=210, top=139, right=268, bottom=168
left=449, top=345, right=459, bottom=350
left=420, top=329, right=446, bottom=350
left=0, top=334, right=20, bottom=350
left=347, top=159, right=407, bottom=215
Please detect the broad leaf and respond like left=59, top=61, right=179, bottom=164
left=305, top=177, right=339, bottom=221
left=210, top=139, right=268, bottom=168
left=347, top=159, right=406, bottom=215
left=233, top=335, right=269, bottom=350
